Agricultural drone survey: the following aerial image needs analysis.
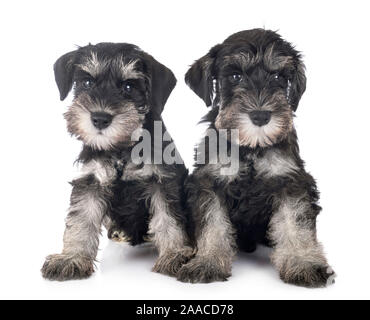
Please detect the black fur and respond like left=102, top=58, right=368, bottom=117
left=179, top=29, right=334, bottom=287
left=42, top=43, right=191, bottom=281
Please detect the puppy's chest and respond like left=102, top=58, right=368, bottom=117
left=79, top=159, right=120, bottom=185
left=220, top=150, right=299, bottom=216
left=121, top=162, right=161, bottom=182
left=80, top=157, right=169, bottom=186
left=211, top=149, right=298, bottom=185
left=223, top=156, right=274, bottom=224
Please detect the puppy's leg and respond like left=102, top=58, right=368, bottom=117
left=269, top=195, right=335, bottom=288
left=149, top=187, right=194, bottom=277
left=41, top=176, right=110, bottom=281
left=177, top=189, right=236, bottom=283
left=103, top=215, right=131, bottom=243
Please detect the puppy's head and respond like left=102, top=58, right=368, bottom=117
left=186, top=29, right=306, bottom=148
left=54, top=43, right=176, bottom=150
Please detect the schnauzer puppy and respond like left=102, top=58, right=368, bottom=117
left=41, top=43, right=193, bottom=281
left=177, top=29, right=335, bottom=287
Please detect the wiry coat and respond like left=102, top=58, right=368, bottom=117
left=178, top=29, right=334, bottom=287
left=187, top=115, right=320, bottom=252
left=41, top=43, right=192, bottom=281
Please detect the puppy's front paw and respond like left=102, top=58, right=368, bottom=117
left=152, top=247, right=195, bottom=277
left=41, top=254, right=94, bottom=281
left=108, top=228, right=131, bottom=243
left=176, top=256, right=231, bottom=283
left=279, top=258, right=336, bottom=288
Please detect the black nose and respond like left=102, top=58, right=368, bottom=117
left=91, top=112, right=113, bottom=130
left=249, top=111, right=272, bottom=126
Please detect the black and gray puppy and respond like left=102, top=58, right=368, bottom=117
left=41, top=43, right=193, bottom=281
left=177, top=29, right=335, bottom=287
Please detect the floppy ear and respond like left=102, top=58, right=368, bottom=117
left=289, top=60, right=307, bottom=111
left=185, top=44, right=222, bottom=107
left=54, top=50, right=77, bottom=101
left=145, top=54, right=177, bottom=116
left=185, top=56, right=213, bottom=106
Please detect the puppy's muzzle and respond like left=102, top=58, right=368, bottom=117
left=91, top=112, right=113, bottom=130
left=249, top=111, right=271, bottom=127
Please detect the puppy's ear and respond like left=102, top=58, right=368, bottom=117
left=185, top=44, right=221, bottom=107
left=145, top=54, right=177, bottom=116
left=289, top=60, right=306, bottom=111
left=54, top=50, right=77, bottom=101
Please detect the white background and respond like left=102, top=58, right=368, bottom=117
left=0, top=0, right=369, bottom=300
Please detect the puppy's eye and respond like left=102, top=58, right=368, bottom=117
left=123, top=83, right=132, bottom=93
left=273, top=73, right=286, bottom=82
left=272, top=73, right=287, bottom=87
left=82, top=79, right=94, bottom=89
left=230, top=73, right=243, bottom=83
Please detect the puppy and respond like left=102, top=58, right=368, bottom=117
left=41, top=43, right=193, bottom=281
left=177, top=29, right=335, bottom=287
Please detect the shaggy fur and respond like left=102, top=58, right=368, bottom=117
left=178, top=29, right=335, bottom=287
left=41, top=43, right=192, bottom=281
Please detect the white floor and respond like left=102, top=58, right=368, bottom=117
left=1, top=0, right=370, bottom=301
left=1, top=228, right=366, bottom=300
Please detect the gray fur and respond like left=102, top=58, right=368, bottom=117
left=42, top=161, right=112, bottom=281
left=65, top=93, right=145, bottom=150
left=177, top=190, right=236, bottom=283
left=43, top=43, right=188, bottom=282
left=181, top=29, right=334, bottom=287
left=150, top=187, right=194, bottom=276
left=254, top=149, right=299, bottom=178
left=268, top=196, right=334, bottom=287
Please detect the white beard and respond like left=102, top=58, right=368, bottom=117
left=236, top=114, right=285, bottom=148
